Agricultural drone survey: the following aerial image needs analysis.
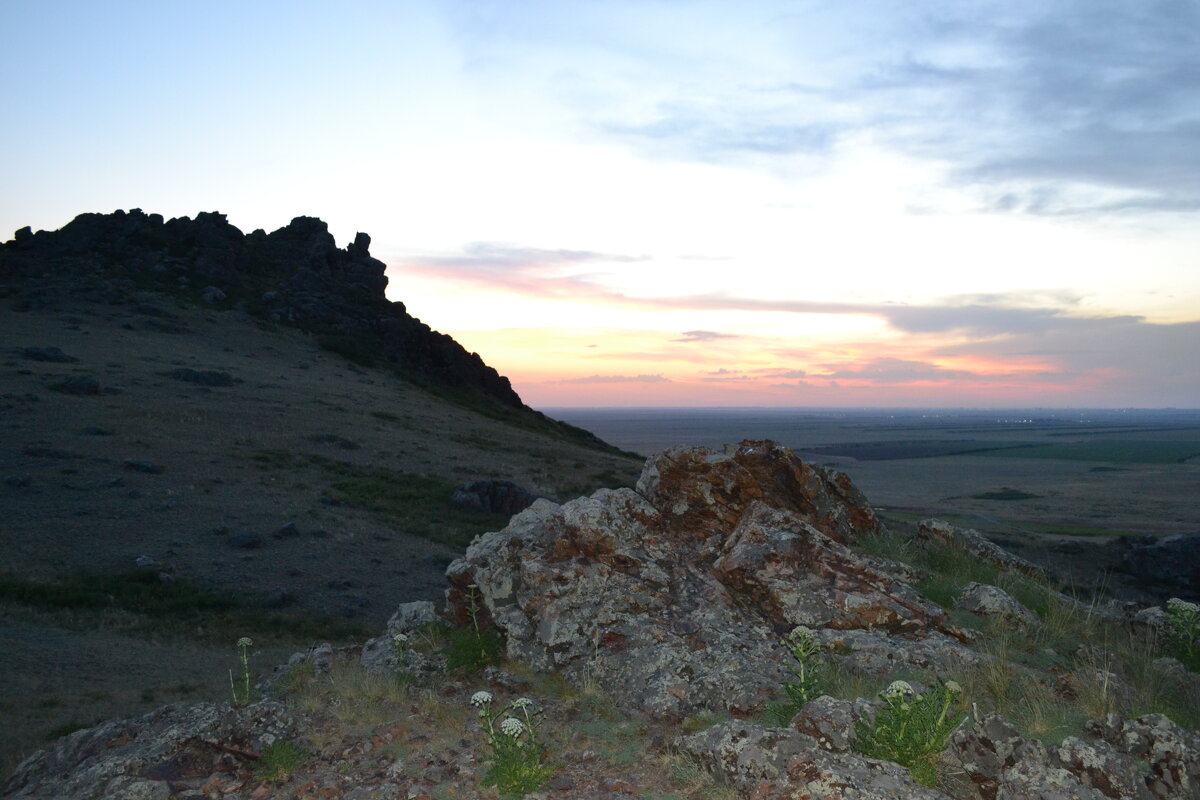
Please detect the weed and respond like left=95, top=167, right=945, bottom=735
left=471, top=691, right=556, bottom=798
left=445, top=586, right=501, bottom=674
left=230, top=637, right=256, bottom=707
left=854, top=678, right=968, bottom=788
left=253, top=740, right=308, bottom=781
left=1165, top=598, right=1200, bottom=671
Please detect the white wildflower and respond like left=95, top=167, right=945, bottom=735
left=1168, top=598, right=1199, bottom=615
left=511, top=697, right=534, bottom=710
left=944, top=681, right=963, bottom=695
left=882, top=680, right=915, bottom=701
left=500, top=717, right=525, bottom=737
left=237, top=637, right=253, bottom=648
left=470, top=690, right=493, bottom=707
left=392, top=633, right=410, bottom=644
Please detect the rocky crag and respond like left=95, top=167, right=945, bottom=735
left=1, top=209, right=602, bottom=445
left=9, top=441, right=1198, bottom=799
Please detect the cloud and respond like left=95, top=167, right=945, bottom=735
left=673, top=330, right=739, bottom=342
left=548, top=373, right=670, bottom=384
left=817, top=357, right=982, bottom=383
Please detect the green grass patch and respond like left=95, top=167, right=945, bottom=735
left=971, top=487, right=1042, bottom=501
left=307, top=455, right=510, bottom=549
left=985, top=440, right=1200, bottom=464
left=0, top=571, right=373, bottom=644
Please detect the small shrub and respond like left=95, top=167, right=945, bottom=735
left=444, top=585, right=501, bottom=673
left=1166, top=598, right=1200, bottom=671
left=854, top=678, right=967, bottom=787
left=253, top=740, right=307, bottom=781
left=471, top=691, right=556, bottom=798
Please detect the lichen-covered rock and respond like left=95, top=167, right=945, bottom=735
left=790, top=695, right=872, bottom=752
left=919, top=519, right=1046, bottom=579
left=676, top=720, right=955, bottom=799
left=1049, top=737, right=1150, bottom=799
left=447, top=442, right=968, bottom=718
left=636, top=440, right=880, bottom=545
left=957, top=583, right=1039, bottom=630
left=997, top=758, right=1109, bottom=800
left=714, top=503, right=948, bottom=633
left=812, top=627, right=987, bottom=677
left=950, top=712, right=1049, bottom=800
left=3, top=700, right=297, bottom=799
left=1085, top=713, right=1200, bottom=799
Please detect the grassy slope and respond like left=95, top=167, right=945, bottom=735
left=0, top=290, right=642, bottom=776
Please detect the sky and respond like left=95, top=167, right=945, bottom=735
left=3, top=0, right=1198, bottom=408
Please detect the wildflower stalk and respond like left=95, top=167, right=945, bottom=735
left=230, top=637, right=254, bottom=706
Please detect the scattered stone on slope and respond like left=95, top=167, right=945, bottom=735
left=20, top=346, right=78, bottom=362
left=161, top=367, right=238, bottom=386
left=957, top=583, right=1039, bottom=630
left=2, top=700, right=297, bottom=800
left=675, top=720, right=955, bottom=799
left=1123, top=532, right=1200, bottom=595
left=1086, top=712, right=1200, bottom=799
left=919, top=518, right=1047, bottom=579
left=790, top=695, right=872, bottom=752
left=447, top=441, right=975, bottom=719
left=450, top=479, right=542, bottom=515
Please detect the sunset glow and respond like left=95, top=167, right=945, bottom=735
left=3, top=1, right=1198, bottom=407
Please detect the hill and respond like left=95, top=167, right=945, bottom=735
left=0, top=210, right=642, bottom=775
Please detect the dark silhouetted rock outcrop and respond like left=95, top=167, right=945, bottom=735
left=0, top=209, right=523, bottom=408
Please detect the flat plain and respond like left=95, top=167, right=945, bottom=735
left=549, top=406, right=1200, bottom=540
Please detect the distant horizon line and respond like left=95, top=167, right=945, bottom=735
left=538, top=405, right=1200, bottom=412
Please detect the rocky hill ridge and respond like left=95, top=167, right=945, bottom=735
left=1, top=209, right=523, bottom=410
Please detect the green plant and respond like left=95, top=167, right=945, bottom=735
left=254, top=739, right=307, bottom=781
left=229, top=637, right=256, bottom=706
left=1166, top=598, right=1200, bottom=671
left=445, top=586, right=501, bottom=673
left=782, top=626, right=824, bottom=709
left=854, top=678, right=967, bottom=787
left=471, top=691, right=556, bottom=798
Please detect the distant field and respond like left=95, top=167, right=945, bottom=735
left=982, top=439, right=1200, bottom=464
left=802, top=440, right=1028, bottom=461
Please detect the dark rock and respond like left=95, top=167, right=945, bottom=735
left=228, top=531, right=263, bottom=549
left=48, top=375, right=101, bottom=395
left=21, top=346, right=77, bottom=362
left=80, top=426, right=114, bottom=436
left=23, top=446, right=77, bottom=459
left=450, top=479, right=542, bottom=515
left=161, top=368, right=237, bottom=387
left=273, top=522, right=301, bottom=539
left=4, top=473, right=32, bottom=487
left=0, top=209, right=530, bottom=410
left=123, top=460, right=164, bottom=474
left=1123, top=532, right=1200, bottom=594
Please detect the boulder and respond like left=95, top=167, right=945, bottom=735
left=2, top=700, right=296, bottom=800
left=450, top=479, right=542, bottom=516
left=1123, top=533, right=1200, bottom=594
left=919, top=519, right=1046, bottom=579
left=446, top=441, right=972, bottom=719
left=957, top=583, right=1039, bottom=630
left=675, top=720, right=954, bottom=799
